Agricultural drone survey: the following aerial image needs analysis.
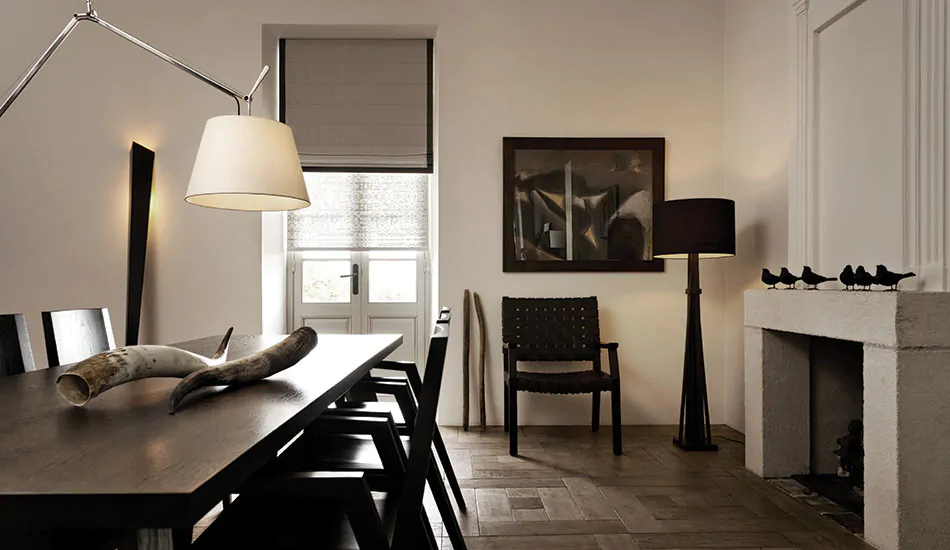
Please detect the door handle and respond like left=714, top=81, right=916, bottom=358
left=340, top=263, right=359, bottom=296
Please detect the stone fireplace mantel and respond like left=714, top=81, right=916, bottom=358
left=745, top=290, right=950, bottom=550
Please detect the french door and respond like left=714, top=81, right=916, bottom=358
left=290, top=250, right=428, bottom=366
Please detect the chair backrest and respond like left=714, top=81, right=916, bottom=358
left=0, top=314, right=35, bottom=375
left=501, top=297, right=601, bottom=361
left=391, top=307, right=450, bottom=548
left=41, top=308, right=116, bottom=367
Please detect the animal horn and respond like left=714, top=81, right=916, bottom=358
left=210, top=327, right=234, bottom=363
left=55, top=328, right=236, bottom=407
left=168, top=327, right=317, bottom=413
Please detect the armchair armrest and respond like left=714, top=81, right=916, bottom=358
left=601, top=343, right=621, bottom=381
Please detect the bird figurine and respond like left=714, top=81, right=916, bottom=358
left=761, top=268, right=781, bottom=289
left=874, top=265, right=916, bottom=291
left=839, top=265, right=856, bottom=290
left=779, top=267, right=801, bottom=289
left=801, top=266, right=837, bottom=290
left=853, top=265, right=874, bottom=291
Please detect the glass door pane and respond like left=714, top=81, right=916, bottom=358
left=367, top=251, right=418, bottom=303
left=301, top=251, right=352, bottom=304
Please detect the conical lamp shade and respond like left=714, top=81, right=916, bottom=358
left=185, top=115, right=310, bottom=211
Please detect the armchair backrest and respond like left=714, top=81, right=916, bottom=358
left=501, top=297, right=601, bottom=361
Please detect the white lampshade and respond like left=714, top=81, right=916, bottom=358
left=185, top=115, right=310, bottom=211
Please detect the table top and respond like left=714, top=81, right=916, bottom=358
left=0, top=333, right=401, bottom=530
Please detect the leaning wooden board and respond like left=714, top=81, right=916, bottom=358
left=462, top=289, right=471, bottom=431
left=474, top=291, right=487, bottom=429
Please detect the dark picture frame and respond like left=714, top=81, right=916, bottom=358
left=503, top=137, right=666, bottom=273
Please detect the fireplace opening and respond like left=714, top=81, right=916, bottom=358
left=790, top=337, right=864, bottom=532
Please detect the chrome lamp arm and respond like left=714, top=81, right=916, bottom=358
left=0, top=0, right=268, bottom=119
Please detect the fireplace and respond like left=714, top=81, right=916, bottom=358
left=744, top=290, right=950, bottom=550
left=787, top=337, right=864, bottom=531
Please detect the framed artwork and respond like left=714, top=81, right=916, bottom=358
left=503, top=137, right=666, bottom=272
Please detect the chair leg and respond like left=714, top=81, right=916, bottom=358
left=508, top=385, right=518, bottom=456
left=427, top=458, right=467, bottom=550
left=433, top=428, right=467, bottom=511
left=344, top=487, right=391, bottom=550
left=503, top=381, right=510, bottom=433
left=611, top=388, right=622, bottom=456
left=591, top=391, right=601, bottom=432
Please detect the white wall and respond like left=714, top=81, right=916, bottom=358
left=789, top=0, right=950, bottom=288
left=723, top=0, right=791, bottom=431
left=0, top=0, right=730, bottom=426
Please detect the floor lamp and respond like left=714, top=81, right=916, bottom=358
left=653, top=199, right=736, bottom=451
left=0, top=0, right=310, bottom=212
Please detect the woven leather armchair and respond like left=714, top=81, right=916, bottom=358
left=502, top=297, right=622, bottom=456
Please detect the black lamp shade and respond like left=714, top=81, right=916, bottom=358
left=653, top=198, right=736, bottom=259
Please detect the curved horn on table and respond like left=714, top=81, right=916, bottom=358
left=168, top=326, right=318, bottom=413
left=55, top=328, right=235, bottom=407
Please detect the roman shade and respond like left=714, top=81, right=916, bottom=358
left=282, top=39, right=432, bottom=171
left=287, top=172, right=429, bottom=250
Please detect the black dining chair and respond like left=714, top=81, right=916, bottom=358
left=194, top=309, right=456, bottom=549
left=503, top=297, right=623, bottom=456
left=0, top=314, right=34, bottom=376
left=41, top=308, right=115, bottom=367
left=331, top=345, right=466, bottom=511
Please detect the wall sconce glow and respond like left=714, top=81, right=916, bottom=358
left=185, top=116, right=310, bottom=212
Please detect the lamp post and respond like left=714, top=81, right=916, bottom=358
left=653, top=198, right=736, bottom=451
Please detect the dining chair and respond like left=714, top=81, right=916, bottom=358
left=194, top=309, right=455, bottom=549
left=503, top=297, right=623, bottom=456
left=332, top=336, right=466, bottom=511
left=41, top=308, right=116, bottom=367
left=0, top=314, right=34, bottom=376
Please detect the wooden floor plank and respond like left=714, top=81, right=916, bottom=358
left=465, top=534, right=600, bottom=549
left=632, top=532, right=796, bottom=548
left=476, top=488, right=513, bottom=522
left=479, top=519, right=627, bottom=536
left=538, top=487, right=584, bottom=520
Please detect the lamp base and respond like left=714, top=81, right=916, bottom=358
left=673, top=437, right=718, bottom=452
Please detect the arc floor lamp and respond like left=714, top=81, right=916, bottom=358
left=0, top=0, right=310, bottom=212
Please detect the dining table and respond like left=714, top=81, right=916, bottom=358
left=0, top=332, right=402, bottom=549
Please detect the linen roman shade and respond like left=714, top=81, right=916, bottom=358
left=287, top=172, right=429, bottom=250
left=282, top=39, right=432, bottom=171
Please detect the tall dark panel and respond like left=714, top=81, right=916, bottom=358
left=127, top=142, right=154, bottom=346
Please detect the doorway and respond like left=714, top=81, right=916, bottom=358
left=290, top=250, right=428, bottom=366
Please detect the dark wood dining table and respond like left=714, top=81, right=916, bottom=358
left=0, top=332, right=402, bottom=549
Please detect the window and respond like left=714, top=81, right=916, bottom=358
left=287, top=172, right=429, bottom=251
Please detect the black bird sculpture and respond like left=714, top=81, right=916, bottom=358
left=874, top=265, right=916, bottom=291
left=839, top=265, right=856, bottom=290
left=779, top=267, right=801, bottom=289
left=761, top=268, right=781, bottom=289
left=801, top=266, right=837, bottom=290
left=853, top=265, right=874, bottom=291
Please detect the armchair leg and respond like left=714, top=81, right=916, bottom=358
left=508, top=385, right=518, bottom=456
left=611, top=387, right=622, bottom=456
left=591, top=391, right=601, bottom=432
left=503, top=382, right=509, bottom=433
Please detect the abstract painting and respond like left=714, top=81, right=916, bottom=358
left=503, top=137, right=665, bottom=272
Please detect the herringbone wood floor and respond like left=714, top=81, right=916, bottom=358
left=434, top=425, right=873, bottom=550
